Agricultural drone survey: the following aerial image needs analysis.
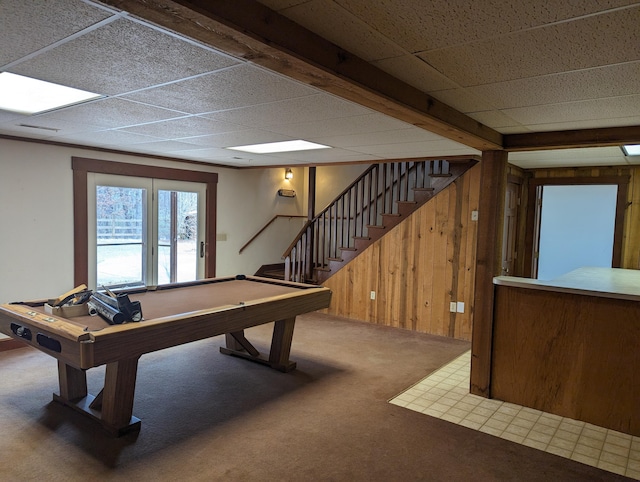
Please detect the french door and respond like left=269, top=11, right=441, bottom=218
left=87, top=173, right=206, bottom=289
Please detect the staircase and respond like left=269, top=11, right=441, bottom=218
left=283, top=158, right=478, bottom=284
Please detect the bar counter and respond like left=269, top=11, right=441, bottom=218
left=491, top=267, right=640, bottom=436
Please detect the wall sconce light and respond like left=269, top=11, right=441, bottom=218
left=284, top=168, right=293, bottom=180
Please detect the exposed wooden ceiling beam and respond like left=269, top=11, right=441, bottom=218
left=101, top=0, right=502, bottom=151
left=504, top=126, right=640, bottom=152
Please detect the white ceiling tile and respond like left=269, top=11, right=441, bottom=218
left=123, top=65, right=318, bottom=114
left=10, top=17, right=240, bottom=95
left=509, top=147, right=628, bottom=169
left=420, top=6, right=640, bottom=86
left=274, top=0, right=406, bottom=62
left=35, top=98, right=186, bottom=129
left=348, top=139, right=478, bottom=157
left=371, top=55, right=458, bottom=93
left=264, top=113, right=414, bottom=138
left=466, top=62, right=640, bottom=110
left=54, top=129, right=161, bottom=146
left=276, top=146, right=379, bottom=162
left=259, top=0, right=310, bottom=11
left=0, top=116, right=102, bottom=138
left=333, top=0, right=638, bottom=53
left=0, top=0, right=113, bottom=66
left=174, top=129, right=293, bottom=148
left=501, top=95, right=640, bottom=126
left=467, top=110, right=524, bottom=130
left=431, top=88, right=497, bottom=113
left=118, top=116, right=245, bottom=138
left=313, top=128, right=442, bottom=148
left=515, top=115, right=640, bottom=132
left=210, top=94, right=374, bottom=127
left=119, top=139, right=210, bottom=153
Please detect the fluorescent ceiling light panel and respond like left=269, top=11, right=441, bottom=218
left=227, top=140, right=331, bottom=154
left=621, top=145, right=640, bottom=156
left=0, top=72, right=102, bottom=115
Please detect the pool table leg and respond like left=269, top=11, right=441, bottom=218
left=57, top=361, right=88, bottom=401
left=220, top=316, right=297, bottom=372
left=269, top=317, right=296, bottom=372
left=99, top=357, right=140, bottom=432
left=53, top=358, right=141, bottom=436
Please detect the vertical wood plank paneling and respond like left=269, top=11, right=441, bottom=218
left=461, top=166, right=481, bottom=338
left=417, top=202, right=436, bottom=333
left=623, top=168, right=640, bottom=269
left=323, top=164, right=481, bottom=341
left=432, top=188, right=450, bottom=337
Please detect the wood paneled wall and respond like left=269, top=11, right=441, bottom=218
left=322, top=164, right=481, bottom=341
left=529, top=166, right=640, bottom=270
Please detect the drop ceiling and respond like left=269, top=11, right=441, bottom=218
left=1, top=0, right=639, bottom=168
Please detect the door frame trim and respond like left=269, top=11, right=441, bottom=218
left=523, top=176, right=628, bottom=278
left=72, top=157, right=218, bottom=286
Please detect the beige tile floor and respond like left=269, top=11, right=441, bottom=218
left=389, top=351, right=640, bottom=479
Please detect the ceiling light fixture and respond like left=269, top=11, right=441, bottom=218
left=226, top=139, right=331, bottom=154
left=621, top=145, right=640, bottom=156
left=0, top=72, right=103, bottom=115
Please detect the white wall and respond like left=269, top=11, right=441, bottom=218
left=215, top=166, right=307, bottom=276
left=315, top=164, right=370, bottom=210
left=0, top=138, right=308, bottom=303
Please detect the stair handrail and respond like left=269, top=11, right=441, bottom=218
left=239, top=214, right=306, bottom=254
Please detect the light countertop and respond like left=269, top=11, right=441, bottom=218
left=493, top=267, right=640, bottom=302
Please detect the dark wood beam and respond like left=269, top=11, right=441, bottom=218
left=470, top=150, right=508, bottom=398
left=504, top=125, right=640, bottom=152
left=101, top=0, right=502, bottom=151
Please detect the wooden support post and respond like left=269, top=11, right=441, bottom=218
left=470, top=150, right=508, bottom=397
left=57, top=361, right=88, bottom=401
left=269, top=317, right=296, bottom=372
left=100, top=358, right=140, bottom=430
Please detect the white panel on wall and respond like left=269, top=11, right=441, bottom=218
left=537, top=184, right=617, bottom=280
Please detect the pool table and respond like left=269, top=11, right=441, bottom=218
left=0, top=275, right=331, bottom=436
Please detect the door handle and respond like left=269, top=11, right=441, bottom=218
left=200, top=241, right=205, bottom=258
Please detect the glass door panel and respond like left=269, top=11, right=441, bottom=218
left=155, top=180, right=205, bottom=285
left=95, top=185, right=147, bottom=287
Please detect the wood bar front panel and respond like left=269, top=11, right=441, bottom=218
left=491, top=285, right=640, bottom=436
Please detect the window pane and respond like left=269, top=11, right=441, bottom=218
left=96, top=185, right=145, bottom=287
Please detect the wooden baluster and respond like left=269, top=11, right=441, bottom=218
left=347, top=187, right=352, bottom=244
left=359, top=178, right=364, bottom=238
left=394, top=163, right=400, bottom=212
left=422, top=161, right=427, bottom=188
left=340, top=195, right=347, bottom=252
left=403, top=162, right=409, bottom=201
left=383, top=163, right=388, bottom=214
left=333, top=204, right=340, bottom=258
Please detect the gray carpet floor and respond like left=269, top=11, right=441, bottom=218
left=0, top=313, right=630, bottom=481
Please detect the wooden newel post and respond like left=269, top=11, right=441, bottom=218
left=306, top=167, right=316, bottom=282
